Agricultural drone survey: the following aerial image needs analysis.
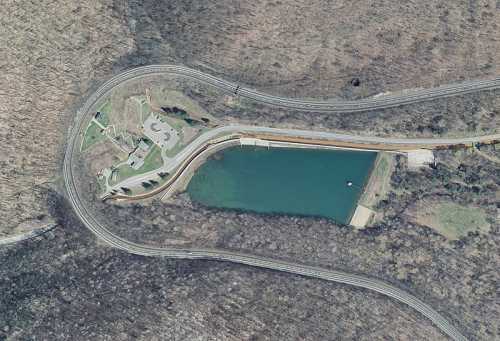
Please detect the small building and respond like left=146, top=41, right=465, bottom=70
left=126, top=140, right=151, bottom=170
left=142, top=113, right=179, bottom=149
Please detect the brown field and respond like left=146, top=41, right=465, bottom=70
left=111, top=97, right=143, bottom=136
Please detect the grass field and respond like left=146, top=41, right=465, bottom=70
left=81, top=122, right=106, bottom=151
left=436, top=203, right=490, bottom=239
left=110, top=146, right=164, bottom=185
left=96, top=101, right=111, bottom=126
left=140, top=101, right=151, bottom=123
left=163, top=115, right=187, bottom=132
left=417, top=202, right=490, bottom=240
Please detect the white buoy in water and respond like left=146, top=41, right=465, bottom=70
left=347, top=181, right=353, bottom=187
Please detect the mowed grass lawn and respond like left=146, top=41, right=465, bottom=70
left=81, top=122, right=106, bottom=151
left=81, top=101, right=111, bottom=152
left=96, top=101, right=111, bottom=126
left=111, top=146, right=164, bottom=185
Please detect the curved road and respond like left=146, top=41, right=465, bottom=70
left=61, top=64, right=500, bottom=341
left=75, top=65, right=500, bottom=114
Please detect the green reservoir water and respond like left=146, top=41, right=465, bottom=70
left=187, top=147, right=377, bottom=224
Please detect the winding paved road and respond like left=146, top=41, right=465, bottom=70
left=75, top=65, right=500, bottom=114
left=60, top=64, right=500, bottom=341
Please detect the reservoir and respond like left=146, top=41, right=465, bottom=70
left=187, top=146, right=377, bottom=224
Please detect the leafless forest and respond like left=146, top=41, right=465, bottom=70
left=1, top=0, right=499, bottom=339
